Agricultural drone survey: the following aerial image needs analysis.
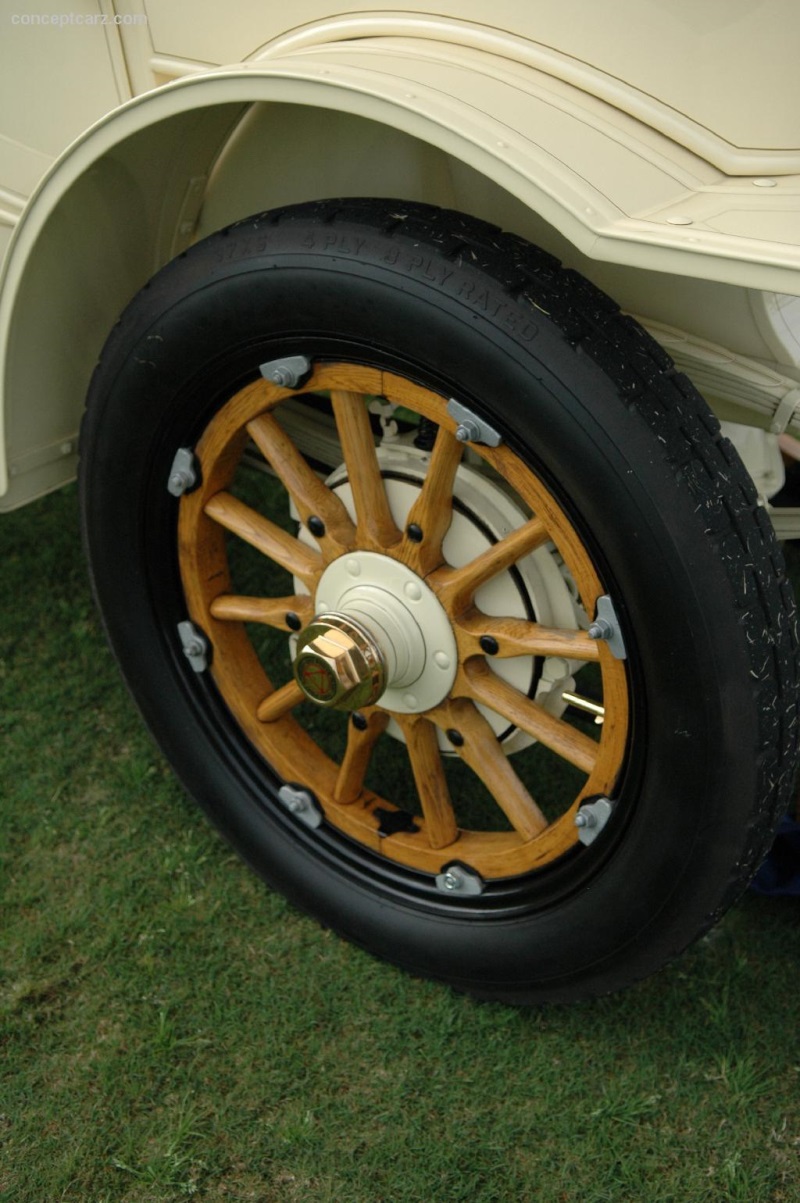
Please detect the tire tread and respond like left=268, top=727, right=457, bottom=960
left=257, top=198, right=799, bottom=909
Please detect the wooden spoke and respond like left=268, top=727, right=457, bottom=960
left=256, top=679, right=305, bottom=723
left=431, top=516, right=549, bottom=616
left=177, top=365, right=631, bottom=881
left=204, top=491, right=322, bottom=590
left=464, top=660, right=598, bottom=774
left=399, top=427, right=463, bottom=575
left=330, top=390, right=401, bottom=550
left=433, top=699, right=547, bottom=840
left=334, top=709, right=390, bottom=804
left=456, top=611, right=601, bottom=661
left=210, top=593, right=314, bottom=629
left=247, top=413, right=356, bottom=557
left=396, top=716, right=459, bottom=849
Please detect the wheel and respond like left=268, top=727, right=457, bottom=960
left=79, top=198, right=798, bottom=1003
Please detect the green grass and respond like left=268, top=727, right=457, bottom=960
left=2, top=485, right=800, bottom=1203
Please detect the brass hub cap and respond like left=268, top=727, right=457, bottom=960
left=294, top=613, right=387, bottom=710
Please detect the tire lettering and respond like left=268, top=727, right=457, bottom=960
left=209, top=232, right=536, bottom=339
left=377, top=253, right=538, bottom=340
left=320, top=234, right=367, bottom=255
left=243, top=236, right=267, bottom=256
left=214, top=235, right=273, bottom=264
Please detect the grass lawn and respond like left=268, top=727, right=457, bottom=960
left=2, top=484, right=799, bottom=1202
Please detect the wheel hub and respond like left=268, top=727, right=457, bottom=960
left=309, top=446, right=582, bottom=746
left=294, top=551, right=458, bottom=713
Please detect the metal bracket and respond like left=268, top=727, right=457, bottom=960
left=177, top=620, right=209, bottom=672
left=446, top=399, right=503, bottom=447
left=769, top=387, right=800, bottom=435
left=260, top=355, right=312, bottom=389
left=277, top=783, right=323, bottom=829
left=574, top=797, right=615, bottom=846
left=588, top=595, right=627, bottom=660
left=367, top=397, right=400, bottom=443
left=435, top=863, right=485, bottom=897
left=167, top=448, right=198, bottom=497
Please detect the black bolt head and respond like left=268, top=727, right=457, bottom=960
left=446, top=728, right=464, bottom=747
left=308, top=515, right=326, bottom=537
left=285, top=612, right=302, bottom=632
left=351, top=712, right=369, bottom=731
left=479, top=635, right=499, bottom=656
left=406, top=523, right=424, bottom=543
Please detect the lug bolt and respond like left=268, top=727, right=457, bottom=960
left=170, top=470, right=191, bottom=494
left=267, top=366, right=293, bottom=387
left=455, top=420, right=480, bottom=443
left=441, top=871, right=462, bottom=891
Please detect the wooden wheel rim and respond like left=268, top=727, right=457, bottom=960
left=178, top=363, right=630, bottom=879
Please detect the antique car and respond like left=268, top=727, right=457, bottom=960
left=2, top=1, right=799, bottom=1003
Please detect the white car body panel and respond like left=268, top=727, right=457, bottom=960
left=2, top=1, right=800, bottom=507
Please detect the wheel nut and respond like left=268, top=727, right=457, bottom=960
left=455, top=420, right=480, bottom=443
left=170, top=470, right=191, bottom=493
left=293, top=613, right=387, bottom=710
left=588, top=618, right=614, bottom=642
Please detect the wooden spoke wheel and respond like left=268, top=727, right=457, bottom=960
left=178, top=364, right=629, bottom=880
left=80, top=199, right=797, bottom=1003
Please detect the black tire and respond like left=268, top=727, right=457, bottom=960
left=80, top=198, right=799, bottom=1003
